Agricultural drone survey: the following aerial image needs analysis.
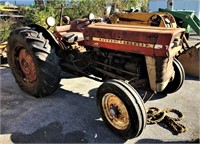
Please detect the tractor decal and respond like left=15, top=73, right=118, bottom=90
left=92, top=37, right=154, bottom=48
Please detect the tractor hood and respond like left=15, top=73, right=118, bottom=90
left=83, top=23, right=185, bottom=57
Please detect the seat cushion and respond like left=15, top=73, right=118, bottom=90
left=62, top=32, right=84, bottom=43
left=55, top=25, right=71, bottom=33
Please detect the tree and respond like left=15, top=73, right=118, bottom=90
left=64, top=0, right=107, bottom=19
left=138, top=0, right=149, bottom=12
left=122, top=0, right=137, bottom=10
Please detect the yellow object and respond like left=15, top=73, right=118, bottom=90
left=0, top=41, right=7, bottom=58
left=111, top=12, right=177, bottom=28
left=0, top=41, right=7, bottom=49
left=0, top=6, right=19, bottom=13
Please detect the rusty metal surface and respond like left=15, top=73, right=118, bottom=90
left=156, top=57, right=174, bottom=83
left=111, top=12, right=177, bottom=28
left=18, top=49, right=36, bottom=84
left=93, top=60, right=140, bottom=77
left=83, top=23, right=184, bottom=57
left=178, top=33, right=200, bottom=78
left=178, top=47, right=199, bottom=77
left=145, top=56, right=175, bottom=92
left=102, top=93, right=130, bottom=130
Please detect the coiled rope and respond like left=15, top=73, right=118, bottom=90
left=146, top=107, right=187, bottom=134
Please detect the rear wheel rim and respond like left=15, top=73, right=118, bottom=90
left=102, top=93, right=130, bottom=130
left=18, top=48, right=36, bottom=86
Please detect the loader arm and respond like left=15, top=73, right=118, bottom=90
left=159, top=9, right=200, bottom=35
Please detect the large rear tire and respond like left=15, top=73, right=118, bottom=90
left=96, top=79, right=146, bottom=139
left=7, top=27, right=61, bottom=97
left=162, top=58, right=185, bottom=94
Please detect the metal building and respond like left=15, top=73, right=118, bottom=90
left=148, top=0, right=200, bottom=18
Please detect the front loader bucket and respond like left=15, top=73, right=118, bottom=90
left=178, top=44, right=200, bottom=77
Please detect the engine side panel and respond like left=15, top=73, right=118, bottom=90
left=83, top=23, right=185, bottom=57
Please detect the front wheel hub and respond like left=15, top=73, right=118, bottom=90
left=102, top=93, right=130, bottom=130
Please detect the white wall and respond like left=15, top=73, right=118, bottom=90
left=149, top=0, right=168, bottom=11
left=149, top=0, right=200, bottom=18
left=174, top=0, right=200, bottom=18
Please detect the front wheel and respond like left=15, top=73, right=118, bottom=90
left=162, top=58, right=185, bottom=94
left=7, top=27, right=61, bottom=97
left=96, top=79, right=146, bottom=139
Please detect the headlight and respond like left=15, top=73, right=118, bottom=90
left=46, top=16, right=55, bottom=27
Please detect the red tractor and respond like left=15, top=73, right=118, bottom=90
left=7, top=14, right=185, bottom=139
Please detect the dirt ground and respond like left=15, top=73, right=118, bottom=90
left=0, top=34, right=199, bottom=143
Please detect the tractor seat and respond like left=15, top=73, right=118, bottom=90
left=55, top=25, right=84, bottom=43
left=55, top=25, right=71, bottom=33
left=62, top=32, right=84, bottom=43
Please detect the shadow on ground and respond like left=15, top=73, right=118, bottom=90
left=185, top=75, right=199, bottom=81
left=1, top=67, right=199, bottom=143
left=11, top=122, right=89, bottom=143
left=3, top=88, right=126, bottom=143
left=136, top=138, right=199, bottom=143
left=1, top=68, right=126, bottom=143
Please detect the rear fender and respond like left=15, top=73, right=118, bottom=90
left=28, top=24, right=60, bottom=50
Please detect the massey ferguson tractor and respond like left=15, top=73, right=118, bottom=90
left=7, top=14, right=185, bottom=139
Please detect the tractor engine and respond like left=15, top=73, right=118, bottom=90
left=90, top=48, right=148, bottom=83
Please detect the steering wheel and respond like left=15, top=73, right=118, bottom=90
left=148, top=14, right=161, bottom=26
left=76, top=19, right=91, bottom=31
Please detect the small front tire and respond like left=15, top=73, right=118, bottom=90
left=96, top=79, right=146, bottom=139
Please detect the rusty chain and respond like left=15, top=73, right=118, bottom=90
left=146, top=107, right=187, bottom=134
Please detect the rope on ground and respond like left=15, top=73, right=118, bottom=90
left=146, top=107, right=187, bottom=134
